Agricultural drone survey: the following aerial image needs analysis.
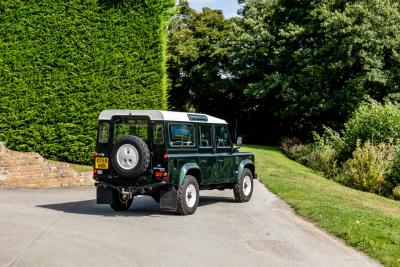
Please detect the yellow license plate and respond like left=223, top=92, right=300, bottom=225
left=95, top=157, right=109, bottom=169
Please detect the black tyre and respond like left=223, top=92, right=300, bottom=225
left=150, top=193, right=160, bottom=203
left=111, top=135, right=150, bottom=178
left=110, top=190, right=133, bottom=211
left=233, top=168, right=253, bottom=202
left=177, top=175, right=199, bottom=215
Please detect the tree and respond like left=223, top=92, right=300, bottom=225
left=236, top=0, right=400, bottom=139
left=167, top=0, right=252, bottom=137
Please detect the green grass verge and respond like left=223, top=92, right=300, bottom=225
left=69, top=163, right=93, bottom=173
left=242, top=145, right=400, bottom=267
left=48, top=160, right=92, bottom=173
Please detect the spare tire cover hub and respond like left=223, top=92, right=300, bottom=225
left=116, top=144, right=139, bottom=170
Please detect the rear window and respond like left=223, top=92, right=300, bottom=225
left=199, top=124, right=212, bottom=148
left=169, top=124, right=195, bottom=147
left=113, top=118, right=149, bottom=142
left=216, top=125, right=231, bottom=148
left=153, top=123, right=164, bottom=145
left=98, top=121, right=109, bottom=144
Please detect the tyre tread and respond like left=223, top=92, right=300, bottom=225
left=177, top=175, right=199, bottom=215
left=233, top=168, right=253, bottom=202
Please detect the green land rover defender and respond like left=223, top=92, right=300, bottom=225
left=93, top=110, right=256, bottom=215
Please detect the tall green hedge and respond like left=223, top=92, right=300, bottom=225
left=0, top=0, right=174, bottom=164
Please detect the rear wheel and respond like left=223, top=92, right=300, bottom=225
left=233, top=168, right=253, bottom=202
left=110, top=190, right=133, bottom=211
left=150, top=193, right=160, bottom=203
left=177, top=175, right=199, bottom=215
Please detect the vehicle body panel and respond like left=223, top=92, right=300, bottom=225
left=93, top=110, right=255, bottom=196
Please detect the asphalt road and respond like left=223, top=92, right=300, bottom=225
left=0, top=181, right=380, bottom=267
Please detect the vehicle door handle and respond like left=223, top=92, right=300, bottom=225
left=218, top=159, right=224, bottom=163
left=200, top=159, right=208, bottom=163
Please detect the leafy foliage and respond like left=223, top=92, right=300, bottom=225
left=283, top=102, right=400, bottom=198
left=281, top=132, right=340, bottom=178
left=340, top=141, right=396, bottom=194
left=393, top=186, right=400, bottom=200
left=343, top=101, right=400, bottom=153
left=235, top=0, right=400, bottom=138
left=386, top=148, right=400, bottom=194
left=167, top=1, right=258, bottom=139
left=0, top=0, right=174, bottom=164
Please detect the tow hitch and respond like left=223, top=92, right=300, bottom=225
left=121, top=189, right=132, bottom=202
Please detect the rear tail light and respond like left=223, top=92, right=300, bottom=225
left=154, top=170, right=169, bottom=181
left=163, top=153, right=168, bottom=161
left=93, top=170, right=103, bottom=177
left=162, top=172, right=169, bottom=182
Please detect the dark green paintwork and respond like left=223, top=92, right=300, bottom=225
left=95, top=116, right=255, bottom=188
left=165, top=152, right=254, bottom=186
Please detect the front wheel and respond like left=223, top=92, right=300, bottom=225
left=233, top=168, right=253, bottom=202
left=177, top=175, right=199, bottom=215
left=110, top=190, right=133, bottom=211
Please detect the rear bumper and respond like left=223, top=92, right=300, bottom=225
left=96, top=180, right=177, bottom=209
left=96, top=179, right=167, bottom=195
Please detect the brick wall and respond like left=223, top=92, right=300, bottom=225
left=0, top=142, right=93, bottom=188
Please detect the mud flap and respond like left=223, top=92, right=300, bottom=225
left=160, top=186, right=177, bottom=210
left=97, top=186, right=113, bottom=204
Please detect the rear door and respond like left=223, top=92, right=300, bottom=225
left=197, top=124, right=216, bottom=184
left=215, top=125, right=235, bottom=182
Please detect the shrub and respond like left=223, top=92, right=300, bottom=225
left=281, top=135, right=339, bottom=178
left=0, top=0, right=175, bottom=164
left=281, top=137, right=312, bottom=165
left=315, top=126, right=347, bottom=163
left=386, top=146, right=400, bottom=191
left=306, top=145, right=338, bottom=178
left=393, top=186, right=400, bottom=200
left=341, top=141, right=396, bottom=194
left=343, top=101, right=400, bottom=154
left=281, top=137, right=302, bottom=155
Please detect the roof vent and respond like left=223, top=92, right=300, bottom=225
left=187, top=114, right=208, bottom=122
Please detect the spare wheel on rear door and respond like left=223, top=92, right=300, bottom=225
left=111, top=135, right=150, bottom=178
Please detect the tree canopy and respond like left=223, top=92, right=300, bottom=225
left=167, top=0, right=260, bottom=141
left=237, top=0, right=400, bottom=137
left=168, top=0, right=400, bottom=143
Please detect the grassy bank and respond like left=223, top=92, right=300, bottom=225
left=48, top=160, right=92, bottom=173
left=242, top=145, right=400, bottom=267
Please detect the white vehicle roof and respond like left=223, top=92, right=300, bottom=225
left=98, top=110, right=228, bottom=124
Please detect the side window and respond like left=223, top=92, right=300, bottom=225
left=153, top=123, right=164, bottom=145
left=169, top=124, right=195, bottom=147
left=199, top=125, right=212, bottom=148
left=215, top=125, right=231, bottom=148
left=98, top=121, right=109, bottom=143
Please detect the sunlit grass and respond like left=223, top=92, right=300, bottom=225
left=242, top=145, right=400, bottom=267
left=48, top=160, right=93, bottom=173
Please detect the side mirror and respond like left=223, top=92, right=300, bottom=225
left=236, top=136, right=243, bottom=147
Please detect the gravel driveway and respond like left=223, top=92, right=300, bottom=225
left=0, top=181, right=380, bottom=267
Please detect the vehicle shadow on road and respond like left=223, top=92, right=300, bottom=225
left=198, top=196, right=236, bottom=206
left=37, top=195, right=236, bottom=217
